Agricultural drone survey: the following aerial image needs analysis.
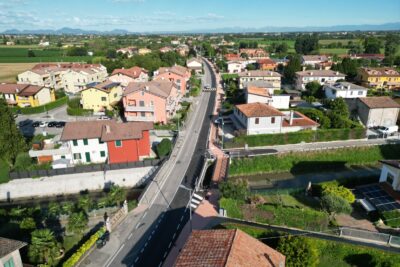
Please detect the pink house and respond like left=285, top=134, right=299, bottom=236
left=123, top=80, right=180, bottom=124
left=153, top=65, right=191, bottom=95
left=109, top=66, right=149, bottom=86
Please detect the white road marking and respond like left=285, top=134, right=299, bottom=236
left=135, top=257, right=139, bottom=263
left=173, top=233, right=176, bottom=239
left=142, top=211, right=148, bottom=219
left=177, top=224, right=180, bottom=230
left=105, top=243, right=125, bottom=267
left=128, top=233, right=133, bottom=240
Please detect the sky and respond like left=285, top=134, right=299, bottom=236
left=0, top=0, right=399, bottom=32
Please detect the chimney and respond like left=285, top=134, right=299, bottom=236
left=336, top=71, right=339, bottom=75
left=105, top=125, right=111, bottom=134
left=289, top=110, right=294, bottom=126
left=302, top=66, right=306, bottom=71
left=145, top=86, right=149, bottom=91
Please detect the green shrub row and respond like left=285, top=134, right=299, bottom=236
left=62, top=227, right=106, bottom=267
left=10, top=96, right=68, bottom=114
left=67, top=107, right=93, bottom=116
left=381, top=210, right=400, bottom=228
left=225, top=128, right=366, bottom=148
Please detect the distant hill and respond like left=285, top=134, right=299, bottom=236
left=2, top=22, right=399, bottom=35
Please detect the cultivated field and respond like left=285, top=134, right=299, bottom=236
left=0, top=62, right=37, bottom=82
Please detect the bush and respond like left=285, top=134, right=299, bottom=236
left=320, top=181, right=355, bottom=203
left=321, top=193, right=353, bottom=214
left=67, top=107, right=93, bottom=116
left=219, top=179, right=249, bottom=200
left=67, top=211, right=88, bottom=234
left=10, top=96, right=68, bottom=114
left=381, top=210, right=400, bottom=228
left=277, top=235, right=319, bottom=267
left=19, top=217, right=36, bottom=230
left=13, top=152, right=33, bottom=171
left=156, top=138, right=172, bottom=158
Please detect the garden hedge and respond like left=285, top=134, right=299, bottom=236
left=10, top=96, right=68, bottom=114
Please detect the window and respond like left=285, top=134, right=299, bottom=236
left=255, top=118, right=259, bottom=124
left=141, top=91, right=145, bottom=96
left=387, top=173, right=395, bottom=186
left=271, top=117, right=275, bottom=124
left=73, top=153, right=81, bottom=160
left=100, top=151, right=106, bottom=157
left=83, top=139, right=88, bottom=145
left=101, top=97, right=107, bottom=101
left=358, top=91, right=363, bottom=95
left=141, top=112, right=146, bottom=117
left=139, top=100, right=145, bottom=107
left=61, top=155, right=66, bottom=159
left=150, top=101, right=154, bottom=106
left=115, top=140, right=122, bottom=147
left=73, top=140, right=78, bottom=146
left=4, top=257, right=15, bottom=267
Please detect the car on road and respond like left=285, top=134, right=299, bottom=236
left=97, top=116, right=111, bottom=120
left=18, top=121, right=31, bottom=127
left=39, top=121, right=47, bottom=128
left=377, top=125, right=399, bottom=136
left=47, top=121, right=57, bottom=127
left=214, top=117, right=223, bottom=124
left=55, top=121, right=66, bottom=128
left=32, top=121, right=40, bottom=127
left=204, top=84, right=211, bottom=90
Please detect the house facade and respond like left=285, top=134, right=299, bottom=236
left=379, top=160, right=400, bottom=192
left=186, top=58, right=203, bottom=73
left=357, top=67, right=400, bottom=90
left=356, top=97, right=400, bottom=127
left=295, top=70, right=346, bottom=90
left=246, top=86, right=290, bottom=109
left=153, top=65, right=191, bottom=95
left=238, top=70, right=281, bottom=90
left=301, top=55, right=331, bottom=69
left=80, top=81, right=123, bottom=112
left=60, top=120, right=153, bottom=165
left=324, top=82, right=368, bottom=99
left=0, top=237, right=27, bottom=267
left=109, top=66, right=149, bottom=86
left=0, top=83, right=55, bottom=107
left=257, top=58, right=277, bottom=71
left=123, top=80, right=180, bottom=124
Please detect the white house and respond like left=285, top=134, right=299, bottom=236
left=356, top=97, right=400, bottom=127
left=295, top=70, right=346, bottom=90
left=246, top=86, right=290, bottom=109
left=0, top=237, right=27, bottom=267
left=109, top=66, right=149, bottom=86
left=238, top=70, right=281, bottom=90
left=324, top=82, right=368, bottom=99
left=186, top=58, right=203, bottom=73
left=227, top=59, right=256, bottom=74
left=233, top=102, right=318, bottom=135
left=301, top=55, right=331, bottom=69
left=379, top=160, right=400, bottom=191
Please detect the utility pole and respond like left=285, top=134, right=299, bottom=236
left=179, top=184, right=193, bottom=232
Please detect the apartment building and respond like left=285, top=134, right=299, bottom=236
left=238, top=70, right=281, bottom=90
left=109, top=66, right=149, bottom=86
left=295, top=70, right=346, bottom=90
left=80, top=81, right=123, bottom=112
left=153, top=65, right=191, bottom=95
left=357, top=67, right=400, bottom=90
left=0, top=83, right=55, bottom=107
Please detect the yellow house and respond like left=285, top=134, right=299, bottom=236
left=81, top=81, right=123, bottom=112
left=357, top=67, right=400, bottom=90
left=0, top=83, right=55, bottom=107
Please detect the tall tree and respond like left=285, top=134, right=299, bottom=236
left=294, top=34, right=319, bottom=54
left=363, top=36, right=381, bottom=54
left=283, top=55, right=302, bottom=84
left=28, top=229, right=61, bottom=265
left=384, top=34, right=399, bottom=57
left=0, top=99, right=27, bottom=164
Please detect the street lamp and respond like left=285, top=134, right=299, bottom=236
left=179, top=184, right=193, bottom=232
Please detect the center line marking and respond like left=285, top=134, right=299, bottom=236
left=128, top=233, right=133, bottom=239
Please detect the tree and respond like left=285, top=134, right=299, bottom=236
left=0, top=99, right=27, bottom=164
left=297, top=108, right=331, bottom=129
left=108, top=184, right=126, bottom=206
left=320, top=181, right=355, bottom=203
left=326, top=98, right=350, bottom=118
left=321, top=193, right=353, bottom=215
left=277, top=236, right=319, bottom=267
left=28, top=229, right=61, bottom=265
left=27, top=50, right=35, bottom=57
left=156, top=138, right=172, bottom=158
left=283, top=55, right=302, bottom=84
left=305, top=81, right=323, bottom=98
left=56, top=41, right=62, bottom=47
left=364, top=36, right=381, bottom=54
left=384, top=34, right=399, bottom=57
left=275, top=42, right=288, bottom=54
left=331, top=58, right=359, bottom=80
left=295, top=34, right=319, bottom=54
left=78, top=195, right=93, bottom=212
left=246, top=63, right=256, bottom=70
left=20, top=217, right=36, bottom=230
left=13, top=152, right=32, bottom=171
left=61, top=201, right=75, bottom=215
left=219, top=179, right=248, bottom=200
left=188, top=48, right=197, bottom=58
left=106, top=49, right=117, bottom=59
left=66, top=46, right=88, bottom=56
left=67, top=211, right=88, bottom=234
left=47, top=202, right=61, bottom=217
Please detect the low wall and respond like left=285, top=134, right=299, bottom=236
left=0, top=166, right=156, bottom=201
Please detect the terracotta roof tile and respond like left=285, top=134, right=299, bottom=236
left=358, top=97, right=400, bottom=109
left=238, top=70, right=281, bottom=78
left=282, top=111, right=319, bottom=127
left=111, top=66, right=148, bottom=79
left=124, top=80, right=175, bottom=98
left=0, top=83, right=44, bottom=96
left=236, top=103, right=284, bottom=117
left=247, top=86, right=271, bottom=97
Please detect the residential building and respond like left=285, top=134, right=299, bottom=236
left=0, top=83, right=55, bottom=107
left=357, top=67, right=400, bottom=90
left=295, top=70, right=346, bottom=90
left=28, top=137, right=72, bottom=168
left=153, top=65, right=191, bottom=95
left=239, top=48, right=269, bottom=59
left=246, top=86, right=290, bottom=109
left=324, top=82, right=368, bottom=99
left=227, top=59, right=256, bottom=74
left=356, top=97, right=400, bottom=127
left=174, top=229, right=285, bottom=267
left=233, top=102, right=318, bottom=135
left=350, top=54, right=385, bottom=62
left=6, top=41, right=15, bottom=46
left=224, top=53, right=242, bottom=61
left=60, top=120, right=153, bottom=165
left=116, top=46, right=138, bottom=58
left=176, top=44, right=189, bottom=56
left=18, top=63, right=107, bottom=94
left=0, top=237, right=27, bottom=267
left=379, top=160, right=400, bottom=192
left=109, top=66, right=149, bottom=86
left=159, top=46, right=174, bottom=53
left=123, top=80, right=180, bottom=124
left=301, top=55, right=332, bottom=69
left=186, top=58, right=203, bottom=73
left=257, top=58, right=277, bottom=71
left=243, top=80, right=277, bottom=95
left=39, top=41, right=50, bottom=47
left=238, top=70, right=281, bottom=90
left=81, top=81, right=123, bottom=112
left=138, top=48, right=152, bottom=55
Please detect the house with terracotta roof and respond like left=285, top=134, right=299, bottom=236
left=238, top=70, right=281, bottom=90
left=301, top=55, right=332, bottom=69
left=80, top=81, right=123, bottom=112
left=295, top=70, right=346, bottom=90
left=0, top=83, right=55, bottom=107
left=123, top=80, right=180, bottom=124
left=239, top=48, right=269, bottom=59
left=109, top=66, right=149, bottom=86
left=224, top=53, right=242, bottom=61
left=186, top=58, right=203, bottom=73
left=60, top=120, right=153, bottom=165
left=0, top=237, right=27, bottom=267
left=357, top=67, right=400, bottom=90
left=234, top=102, right=318, bottom=135
left=246, top=85, right=290, bottom=109
left=257, top=58, right=277, bottom=71
left=153, top=65, right=191, bottom=95
left=356, top=97, right=400, bottom=127
left=174, top=229, right=285, bottom=267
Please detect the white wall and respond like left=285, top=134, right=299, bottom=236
left=35, top=87, right=52, bottom=105
left=228, top=63, right=243, bottom=74
left=296, top=75, right=345, bottom=90
left=379, top=164, right=400, bottom=191
left=247, top=116, right=283, bottom=135
left=271, top=95, right=290, bottom=109
left=325, top=87, right=367, bottom=99
left=68, top=138, right=108, bottom=164
left=0, top=166, right=156, bottom=201
left=0, top=250, right=24, bottom=267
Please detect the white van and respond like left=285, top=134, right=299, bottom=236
left=377, top=125, right=399, bottom=136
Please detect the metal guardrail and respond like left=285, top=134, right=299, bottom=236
left=340, top=227, right=400, bottom=248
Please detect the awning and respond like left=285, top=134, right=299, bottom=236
left=358, top=198, right=376, bottom=212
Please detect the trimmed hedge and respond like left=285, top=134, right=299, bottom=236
left=225, top=128, right=366, bottom=148
left=10, top=96, right=68, bottom=114
left=67, top=107, right=93, bottom=116
left=62, top=227, right=106, bottom=267
left=382, top=210, right=400, bottom=228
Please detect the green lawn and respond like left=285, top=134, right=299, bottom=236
left=229, top=144, right=400, bottom=176
left=319, top=48, right=349, bottom=55
left=0, top=159, right=10, bottom=184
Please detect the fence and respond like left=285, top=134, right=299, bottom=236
left=340, top=227, right=400, bottom=248
left=9, top=159, right=160, bottom=180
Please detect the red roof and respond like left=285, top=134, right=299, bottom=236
left=111, top=66, right=148, bottom=79
left=282, top=111, right=319, bottom=127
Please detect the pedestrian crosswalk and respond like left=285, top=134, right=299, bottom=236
left=202, top=87, right=216, bottom=91
left=190, top=192, right=204, bottom=209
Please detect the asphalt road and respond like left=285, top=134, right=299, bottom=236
left=84, top=59, right=217, bottom=267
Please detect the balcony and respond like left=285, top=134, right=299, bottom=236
left=126, top=115, right=155, bottom=122
left=124, top=105, right=155, bottom=112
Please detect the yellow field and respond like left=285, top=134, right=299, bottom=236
left=0, top=63, right=37, bottom=82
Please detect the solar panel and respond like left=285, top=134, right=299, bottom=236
left=365, top=191, right=386, bottom=198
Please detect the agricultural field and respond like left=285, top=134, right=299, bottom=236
left=0, top=62, right=37, bottom=82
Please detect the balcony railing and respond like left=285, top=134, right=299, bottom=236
left=124, top=105, right=155, bottom=112
left=126, top=115, right=155, bottom=122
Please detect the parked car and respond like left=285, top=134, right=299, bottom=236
left=32, top=121, right=40, bottom=127
left=39, top=121, right=47, bottom=128
left=18, top=121, right=30, bottom=127
left=97, top=116, right=111, bottom=121
left=377, top=125, right=399, bottom=136
left=55, top=121, right=66, bottom=128
left=47, top=121, right=57, bottom=127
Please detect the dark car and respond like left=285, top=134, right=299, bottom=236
left=32, top=121, right=40, bottom=127
left=47, top=121, right=57, bottom=127
left=55, top=121, right=66, bottom=128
